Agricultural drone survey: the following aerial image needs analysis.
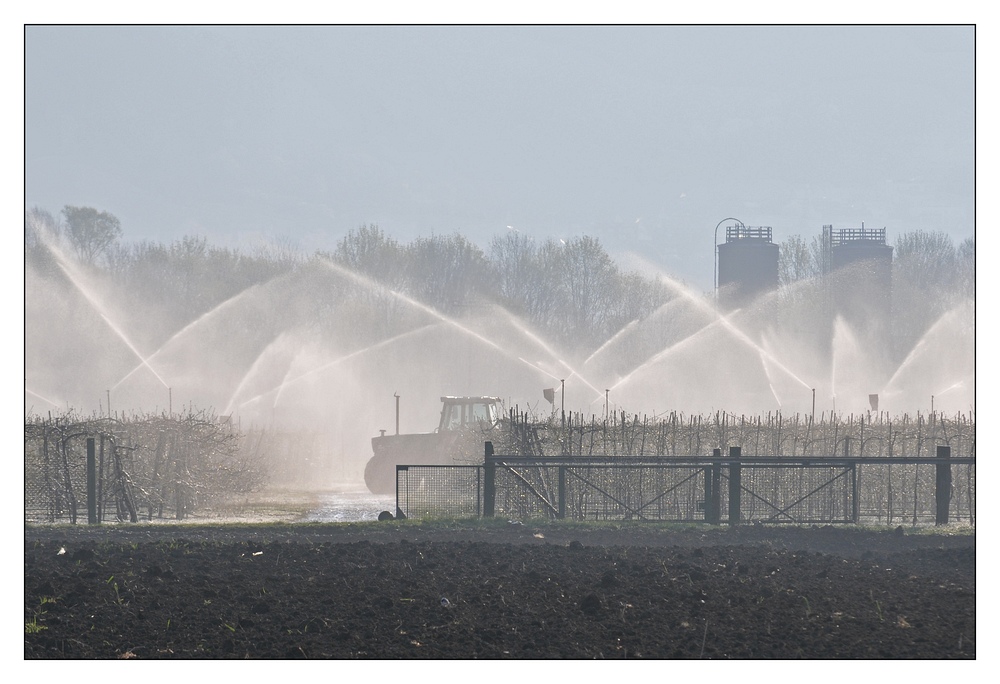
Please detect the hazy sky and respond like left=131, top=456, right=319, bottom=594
left=25, top=24, right=974, bottom=292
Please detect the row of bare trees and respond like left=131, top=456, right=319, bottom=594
left=28, top=205, right=974, bottom=363
left=496, top=406, right=976, bottom=461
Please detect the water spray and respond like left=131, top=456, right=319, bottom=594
left=316, top=258, right=571, bottom=384
left=30, top=226, right=171, bottom=392
left=25, top=387, right=62, bottom=410
left=231, top=324, right=437, bottom=411
left=583, top=319, right=639, bottom=366
left=55, top=259, right=170, bottom=390
left=489, top=304, right=604, bottom=396
left=609, top=274, right=812, bottom=406
left=110, top=276, right=286, bottom=392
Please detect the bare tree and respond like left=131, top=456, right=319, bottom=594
left=405, top=233, right=488, bottom=315
left=61, top=205, right=122, bottom=265
left=333, top=223, right=402, bottom=282
left=778, top=234, right=822, bottom=287
left=488, top=231, right=538, bottom=315
left=891, top=229, right=964, bottom=357
left=894, top=230, right=957, bottom=287
left=956, top=236, right=975, bottom=300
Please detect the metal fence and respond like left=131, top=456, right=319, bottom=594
left=395, top=448, right=974, bottom=526
left=395, top=465, right=483, bottom=520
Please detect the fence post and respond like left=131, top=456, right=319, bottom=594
left=728, top=446, right=741, bottom=526
left=86, top=438, right=98, bottom=525
left=557, top=465, right=566, bottom=519
left=708, top=448, right=722, bottom=525
left=936, top=445, right=952, bottom=526
left=483, top=441, right=496, bottom=518
left=395, top=466, right=407, bottom=520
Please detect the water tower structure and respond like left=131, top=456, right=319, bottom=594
left=716, top=225, right=779, bottom=310
left=822, top=223, right=895, bottom=361
left=824, top=224, right=893, bottom=280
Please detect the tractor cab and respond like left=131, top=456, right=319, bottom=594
left=437, top=396, right=502, bottom=432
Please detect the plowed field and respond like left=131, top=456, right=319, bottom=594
left=24, top=521, right=974, bottom=659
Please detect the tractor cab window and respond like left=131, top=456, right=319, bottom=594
left=470, top=402, right=495, bottom=425
left=440, top=404, right=463, bottom=431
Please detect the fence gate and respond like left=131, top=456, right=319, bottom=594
left=731, top=462, right=857, bottom=524
left=490, top=461, right=710, bottom=522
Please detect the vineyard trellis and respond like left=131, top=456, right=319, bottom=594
left=495, top=407, right=975, bottom=463
left=24, top=409, right=276, bottom=524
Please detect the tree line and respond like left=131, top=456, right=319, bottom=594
left=26, top=205, right=974, bottom=358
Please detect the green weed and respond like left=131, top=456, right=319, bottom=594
left=25, top=615, right=47, bottom=634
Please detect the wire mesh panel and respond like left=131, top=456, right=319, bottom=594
left=492, top=464, right=560, bottom=520
left=396, top=465, right=482, bottom=519
left=23, top=438, right=89, bottom=524
left=855, top=462, right=976, bottom=526
left=735, top=464, right=854, bottom=524
left=950, top=462, right=976, bottom=525
left=560, top=465, right=706, bottom=522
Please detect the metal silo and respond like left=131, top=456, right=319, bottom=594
left=824, top=223, right=894, bottom=354
left=826, top=224, right=893, bottom=285
left=717, top=225, right=779, bottom=309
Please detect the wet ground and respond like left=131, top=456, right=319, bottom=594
left=298, top=489, right=396, bottom=523
left=24, top=518, right=974, bottom=659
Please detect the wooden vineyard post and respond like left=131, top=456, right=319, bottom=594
left=86, top=438, right=98, bottom=525
left=483, top=441, right=496, bottom=518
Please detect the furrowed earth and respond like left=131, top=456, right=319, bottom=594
left=24, top=512, right=974, bottom=660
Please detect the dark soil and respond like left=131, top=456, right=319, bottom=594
left=24, top=521, right=975, bottom=659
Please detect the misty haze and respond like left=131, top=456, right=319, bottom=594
left=25, top=210, right=973, bottom=489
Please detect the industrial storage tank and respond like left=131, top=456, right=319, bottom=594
left=717, top=225, right=779, bottom=309
left=826, top=224, right=893, bottom=288
left=823, top=223, right=894, bottom=355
